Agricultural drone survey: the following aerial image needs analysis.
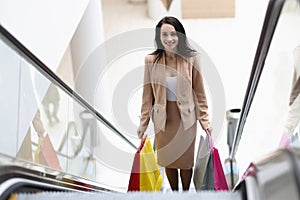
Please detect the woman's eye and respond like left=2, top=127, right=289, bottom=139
left=171, top=32, right=177, bottom=37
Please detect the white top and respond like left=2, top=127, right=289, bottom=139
left=166, top=76, right=177, bottom=102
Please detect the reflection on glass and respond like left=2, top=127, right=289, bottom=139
left=279, top=45, right=300, bottom=147
left=32, top=110, right=62, bottom=171
left=42, top=84, right=60, bottom=126
left=0, top=26, right=136, bottom=191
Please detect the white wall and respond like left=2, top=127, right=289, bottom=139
left=0, top=0, right=101, bottom=157
left=0, top=0, right=89, bottom=70
left=70, top=0, right=111, bottom=121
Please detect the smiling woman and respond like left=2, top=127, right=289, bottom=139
left=137, top=16, right=213, bottom=191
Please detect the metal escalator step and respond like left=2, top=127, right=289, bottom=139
left=14, top=191, right=241, bottom=200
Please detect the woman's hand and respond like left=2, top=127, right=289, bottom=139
left=137, top=129, right=145, bottom=139
left=279, top=130, right=292, bottom=148
left=205, top=127, right=213, bottom=136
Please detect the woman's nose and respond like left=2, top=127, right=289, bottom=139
left=167, top=36, right=173, bottom=41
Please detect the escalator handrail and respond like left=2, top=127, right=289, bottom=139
left=230, top=0, right=286, bottom=160
left=0, top=164, right=114, bottom=200
left=0, top=24, right=137, bottom=150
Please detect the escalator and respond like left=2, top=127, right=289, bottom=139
left=0, top=162, right=112, bottom=200
left=1, top=0, right=300, bottom=199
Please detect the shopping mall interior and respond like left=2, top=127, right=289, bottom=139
left=0, top=0, right=300, bottom=199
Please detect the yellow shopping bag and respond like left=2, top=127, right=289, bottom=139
left=128, top=137, right=162, bottom=191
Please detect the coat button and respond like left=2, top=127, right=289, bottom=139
left=178, top=101, right=181, bottom=105
left=188, top=108, right=191, bottom=113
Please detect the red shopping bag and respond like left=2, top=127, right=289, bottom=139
left=209, top=136, right=229, bottom=191
left=128, top=138, right=145, bottom=191
left=128, top=137, right=162, bottom=191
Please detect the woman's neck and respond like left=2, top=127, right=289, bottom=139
left=165, top=51, right=176, bottom=60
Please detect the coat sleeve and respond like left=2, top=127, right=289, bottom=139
left=284, top=92, right=300, bottom=134
left=138, top=56, right=154, bottom=132
left=192, top=54, right=211, bottom=130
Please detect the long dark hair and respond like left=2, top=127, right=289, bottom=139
left=151, top=16, right=196, bottom=62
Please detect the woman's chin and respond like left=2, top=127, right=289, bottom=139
left=164, top=48, right=176, bottom=53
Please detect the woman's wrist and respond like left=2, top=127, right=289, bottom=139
left=205, top=127, right=213, bottom=135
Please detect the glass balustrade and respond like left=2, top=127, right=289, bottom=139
left=0, top=30, right=138, bottom=192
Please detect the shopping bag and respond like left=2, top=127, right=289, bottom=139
left=35, top=133, right=62, bottom=170
left=200, top=150, right=214, bottom=190
left=240, top=162, right=257, bottom=182
left=128, top=138, right=144, bottom=191
left=128, top=136, right=162, bottom=191
left=193, top=135, right=211, bottom=190
left=210, top=137, right=229, bottom=191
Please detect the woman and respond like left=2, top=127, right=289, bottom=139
left=137, top=16, right=212, bottom=191
left=280, top=46, right=300, bottom=147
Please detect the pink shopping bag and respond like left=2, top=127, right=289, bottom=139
left=212, top=147, right=229, bottom=190
left=209, top=136, right=229, bottom=191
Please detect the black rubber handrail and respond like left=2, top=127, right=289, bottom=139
left=230, top=0, right=286, bottom=159
left=0, top=24, right=137, bottom=150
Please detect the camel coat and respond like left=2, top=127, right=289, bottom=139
left=138, top=52, right=210, bottom=134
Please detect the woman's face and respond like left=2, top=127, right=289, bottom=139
left=160, top=23, right=178, bottom=52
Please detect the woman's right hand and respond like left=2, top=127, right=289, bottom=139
left=137, top=129, right=145, bottom=139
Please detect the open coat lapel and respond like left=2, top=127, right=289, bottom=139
left=138, top=53, right=210, bottom=134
